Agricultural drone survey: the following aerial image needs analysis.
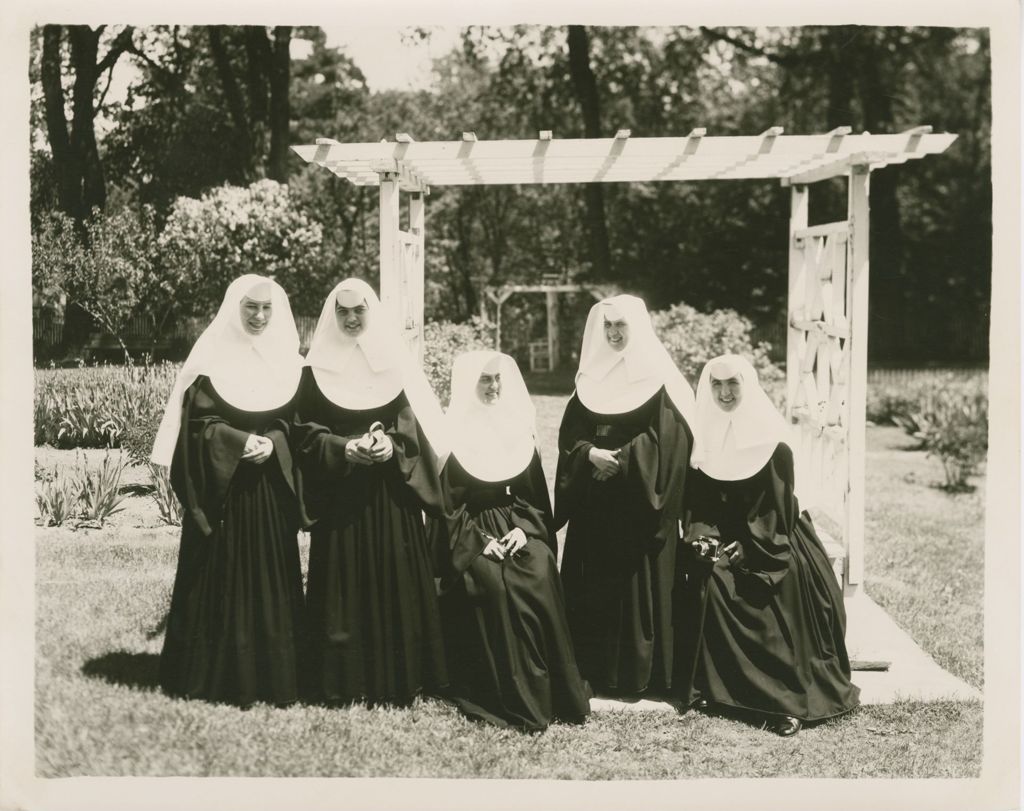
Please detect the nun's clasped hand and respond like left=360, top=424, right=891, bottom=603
left=500, top=527, right=528, bottom=555
left=588, top=447, right=620, bottom=480
left=241, top=434, right=274, bottom=464
left=345, top=422, right=394, bottom=465
left=481, top=527, right=528, bottom=561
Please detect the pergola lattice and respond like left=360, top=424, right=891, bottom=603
left=293, top=126, right=957, bottom=594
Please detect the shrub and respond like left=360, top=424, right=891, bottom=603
left=32, top=205, right=158, bottom=360
left=159, top=179, right=326, bottom=318
left=893, top=376, right=989, bottom=491
left=422, top=318, right=496, bottom=408
left=867, top=387, right=924, bottom=428
left=650, top=303, right=785, bottom=406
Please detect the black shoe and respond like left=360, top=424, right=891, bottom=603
left=773, top=716, right=801, bottom=736
left=692, top=698, right=710, bottom=713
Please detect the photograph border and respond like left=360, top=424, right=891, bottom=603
left=2, top=0, right=1019, bottom=808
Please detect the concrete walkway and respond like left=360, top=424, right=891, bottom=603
left=588, top=591, right=980, bottom=714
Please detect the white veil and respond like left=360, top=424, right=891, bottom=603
left=304, top=278, right=449, bottom=458
left=150, top=274, right=303, bottom=466
left=444, top=351, right=537, bottom=482
left=690, top=354, right=790, bottom=481
left=575, top=294, right=696, bottom=425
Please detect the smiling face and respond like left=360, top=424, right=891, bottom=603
left=710, top=374, right=743, bottom=412
left=239, top=284, right=273, bottom=336
left=334, top=290, right=369, bottom=339
left=475, top=356, right=503, bottom=405
left=603, top=317, right=629, bottom=352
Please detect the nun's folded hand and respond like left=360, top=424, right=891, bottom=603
left=482, top=536, right=507, bottom=561
left=368, top=433, right=394, bottom=463
left=241, top=434, right=274, bottom=464
left=345, top=439, right=374, bottom=465
left=722, top=541, right=744, bottom=565
left=588, top=447, right=620, bottom=479
left=500, top=527, right=527, bottom=555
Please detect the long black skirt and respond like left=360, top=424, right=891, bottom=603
left=160, top=463, right=305, bottom=707
left=441, top=507, right=591, bottom=731
left=679, top=512, right=860, bottom=722
left=305, top=468, right=447, bottom=705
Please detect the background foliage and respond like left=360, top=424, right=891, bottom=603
left=30, top=24, right=990, bottom=366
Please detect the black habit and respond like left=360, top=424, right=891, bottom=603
left=677, top=443, right=861, bottom=722
left=160, top=376, right=305, bottom=707
left=433, top=451, right=591, bottom=730
left=554, top=387, right=691, bottom=695
left=293, top=367, right=448, bottom=705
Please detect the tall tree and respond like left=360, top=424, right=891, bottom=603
left=40, top=24, right=135, bottom=223
left=207, top=25, right=293, bottom=183
left=567, top=25, right=611, bottom=279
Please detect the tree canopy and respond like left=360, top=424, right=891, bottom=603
left=29, top=24, right=990, bottom=363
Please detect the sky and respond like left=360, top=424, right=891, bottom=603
left=317, top=25, right=461, bottom=91
left=91, top=25, right=462, bottom=136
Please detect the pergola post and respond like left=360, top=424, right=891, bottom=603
left=845, top=166, right=871, bottom=592
left=378, top=173, right=401, bottom=314
left=408, top=192, right=426, bottom=362
left=545, top=290, right=559, bottom=371
left=787, top=185, right=809, bottom=419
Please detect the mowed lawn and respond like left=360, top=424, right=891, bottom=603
left=34, top=395, right=983, bottom=778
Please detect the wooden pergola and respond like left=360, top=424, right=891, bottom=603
left=292, top=126, right=957, bottom=595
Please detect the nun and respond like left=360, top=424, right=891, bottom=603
left=677, top=354, right=860, bottom=735
left=294, top=278, right=448, bottom=706
left=433, top=351, right=591, bottom=731
left=152, top=274, right=306, bottom=708
left=554, top=294, right=695, bottom=697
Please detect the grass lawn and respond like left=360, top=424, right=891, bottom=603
left=33, top=396, right=983, bottom=778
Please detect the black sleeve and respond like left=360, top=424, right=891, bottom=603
left=553, top=394, right=596, bottom=530
left=511, top=451, right=558, bottom=555
left=736, top=444, right=795, bottom=589
left=169, top=379, right=250, bottom=536
left=614, top=389, right=693, bottom=553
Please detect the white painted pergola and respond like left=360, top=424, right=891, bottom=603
left=292, top=126, right=956, bottom=594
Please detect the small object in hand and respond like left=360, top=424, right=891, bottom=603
left=690, top=535, right=723, bottom=562
left=367, top=420, right=387, bottom=452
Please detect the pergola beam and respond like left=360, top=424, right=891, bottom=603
left=780, top=152, right=892, bottom=186
left=293, top=132, right=956, bottom=189
left=293, top=133, right=955, bottom=168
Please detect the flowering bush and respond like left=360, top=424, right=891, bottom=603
left=650, top=303, right=785, bottom=406
left=422, top=318, right=496, bottom=408
left=159, top=179, right=326, bottom=317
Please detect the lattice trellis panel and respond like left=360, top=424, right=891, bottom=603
left=396, top=232, right=424, bottom=357
left=788, top=221, right=852, bottom=535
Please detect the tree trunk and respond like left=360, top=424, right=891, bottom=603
left=68, top=26, right=106, bottom=217
left=40, top=26, right=79, bottom=221
left=207, top=26, right=254, bottom=183
left=567, top=25, right=611, bottom=279
left=855, top=32, right=905, bottom=361
left=267, top=26, right=292, bottom=183
left=824, top=27, right=855, bottom=130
